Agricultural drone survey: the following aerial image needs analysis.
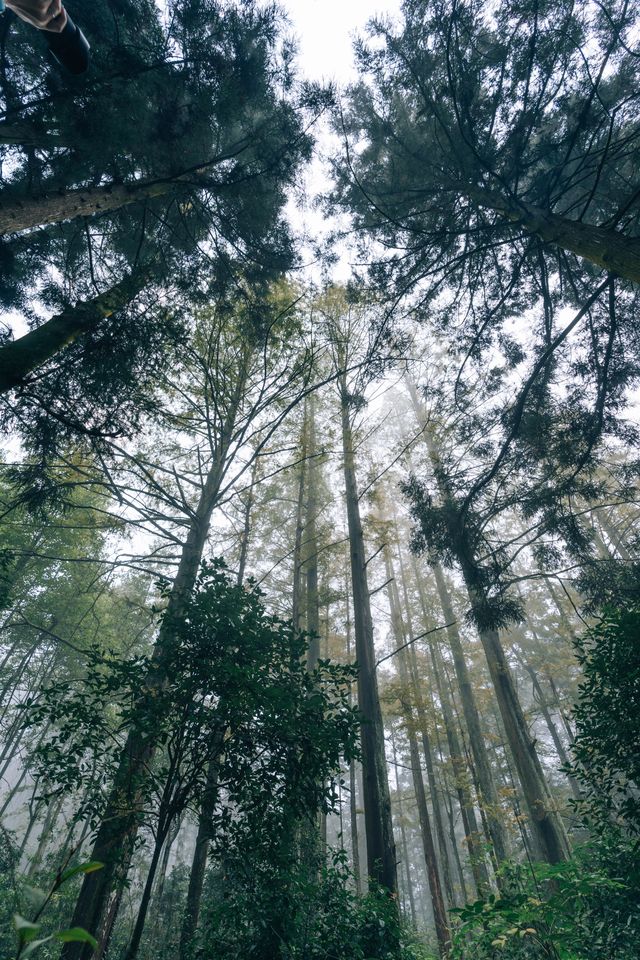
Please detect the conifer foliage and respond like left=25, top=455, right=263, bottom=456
left=1, top=2, right=640, bottom=960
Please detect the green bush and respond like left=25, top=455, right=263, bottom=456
left=197, top=849, right=432, bottom=960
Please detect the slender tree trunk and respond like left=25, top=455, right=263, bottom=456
left=397, top=541, right=485, bottom=898
left=513, top=650, right=581, bottom=803
left=545, top=580, right=578, bottom=643
left=0, top=271, right=150, bottom=394
left=236, top=457, right=259, bottom=586
left=393, top=647, right=450, bottom=954
left=545, top=671, right=575, bottom=744
left=391, top=728, right=418, bottom=928
left=305, top=393, right=320, bottom=670
left=406, top=378, right=511, bottom=865
left=384, top=545, right=457, bottom=909
left=596, top=511, right=631, bottom=560
left=410, top=559, right=489, bottom=896
left=461, top=582, right=571, bottom=865
left=177, top=750, right=222, bottom=960
left=345, top=583, right=362, bottom=895
left=291, top=407, right=308, bottom=632
left=123, top=820, right=173, bottom=960
left=430, top=562, right=511, bottom=865
left=339, top=376, right=397, bottom=895
left=25, top=793, right=64, bottom=875
left=408, top=381, right=569, bottom=865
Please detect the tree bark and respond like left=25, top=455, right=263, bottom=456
left=410, top=557, right=490, bottom=896
left=0, top=156, right=234, bottom=238
left=461, top=576, right=571, bottom=865
left=390, top=630, right=450, bottom=954
left=407, top=379, right=568, bottom=863
left=383, top=544, right=457, bottom=910
left=291, top=407, right=308, bottom=632
left=236, top=457, right=259, bottom=586
left=340, top=375, right=397, bottom=895
left=0, top=271, right=150, bottom=394
left=345, top=579, right=362, bottom=895
left=467, top=184, right=640, bottom=285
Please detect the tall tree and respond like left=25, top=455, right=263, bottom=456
left=334, top=0, right=640, bottom=290
left=59, top=288, right=319, bottom=957
left=322, top=289, right=398, bottom=895
left=0, top=0, right=314, bottom=460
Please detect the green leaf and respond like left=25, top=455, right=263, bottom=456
left=14, top=915, right=41, bottom=943
left=55, top=927, right=99, bottom=948
left=19, top=936, right=52, bottom=957
left=60, top=861, right=104, bottom=884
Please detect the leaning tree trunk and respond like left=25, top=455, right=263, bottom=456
left=62, top=435, right=234, bottom=960
left=340, top=376, right=397, bottom=895
left=460, top=556, right=571, bottom=865
left=467, top=184, right=640, bottom=285
left=429, top=560, right=511, bottom=866
left=0, top=270, right=150, bottom=394
left=0, top=154, right=240, bottom=237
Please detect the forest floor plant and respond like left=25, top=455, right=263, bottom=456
left=450, top=605, right=640, bottom=960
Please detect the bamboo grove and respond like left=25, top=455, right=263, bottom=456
left=0, top=1, right=639, bottom=959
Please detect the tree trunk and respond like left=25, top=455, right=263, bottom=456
left=514, top=652, right=581, bottom=803
left=25, top=793, right=64, bottom=876
left=291, top=406, right=308, bottom=632
left=178, top=753, right=222, bottom=960
left=467, top=184, right=640, bottom=285
left=123, top=821, right=172, bottom=960
left=0, top=271, right=150, bottom=394
left=410, top=557, right=490, bottom=896
left=390, top=728, right=418, bottom=928
left=407, top=380, right=568, bottom=863
left=62, top=436, right=235, bottom=960
left=305, top=393, right=320, bottom=670
left=461, top=571, right=571, bottom=865
left=392, top=640, right=450, bottom=954
left=0, top=155, right=238, bottom=237
left=236, top=457, right=259, bottom=586
left=340, top=376, right=397, bottom=895
left=430, top=561, right=511, bottom=865
left=383, top=544, right=457, bottom=909
left=345, top=582, right=362, bottom=895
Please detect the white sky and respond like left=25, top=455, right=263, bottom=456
left=280, top=0, right=401, bottom=84
left=279, top=1, right=403, bottom=283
